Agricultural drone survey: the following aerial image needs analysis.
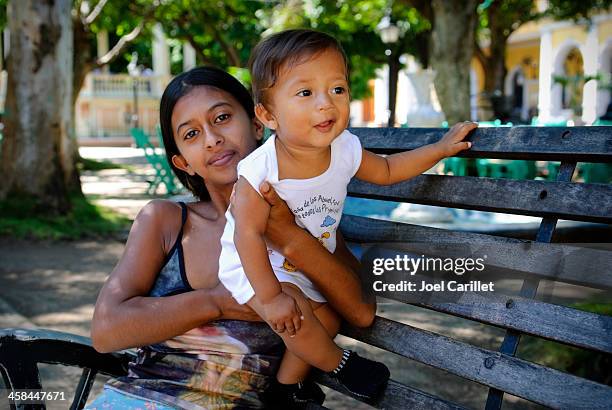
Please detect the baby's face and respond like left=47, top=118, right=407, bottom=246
left=261, top=48, right=350, bottom=150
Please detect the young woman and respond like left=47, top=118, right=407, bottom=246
left=88, top=66, right=375, bottom=409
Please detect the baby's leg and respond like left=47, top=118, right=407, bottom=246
left=276, top=290, right=342, bottom=384
left=251, top=285, right=390, bottom=401
left=246, top=284, right=343, bottom=373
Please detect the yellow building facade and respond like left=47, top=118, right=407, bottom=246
left=472, top=8, right=612, bottom=125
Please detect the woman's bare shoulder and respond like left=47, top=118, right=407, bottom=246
left=130, top=200, right=185, bottom=252
left=137, top=199, right=182, bottom=218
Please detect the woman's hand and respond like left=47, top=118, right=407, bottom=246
left=435, top=121, right=476, bottom=158
left=209, top=282, right=262, bottom=322
left=259, top=181, right=300, bottom=253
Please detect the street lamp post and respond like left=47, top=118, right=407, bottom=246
left=127, top=52, right=142, bottom=129
left=377, top=15, right=401, bottom=127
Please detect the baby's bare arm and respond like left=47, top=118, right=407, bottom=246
left=356, top=121, right=476, bottom=185
left=233, top=177, right=302, bottom=333
left=233, top=177, right=280, bottom=302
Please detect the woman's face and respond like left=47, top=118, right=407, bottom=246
left=171, top=86, right=262, bottom=189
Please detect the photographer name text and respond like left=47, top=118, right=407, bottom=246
left=373, top=279, right=495, bottom=292
left=371, top=255, right=495, bottom=293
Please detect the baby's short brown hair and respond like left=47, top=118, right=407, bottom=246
left=248, top=29, right=349, bottom=105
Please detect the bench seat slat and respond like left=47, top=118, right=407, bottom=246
left=348, top=176, right=612, bottom=224
left=350, top=126, right=612, bottom=162
left=314, top=374, right=467, bottom=410
left=341, top=317, right=612, bottom=409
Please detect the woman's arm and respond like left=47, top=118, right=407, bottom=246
left=259, top=182, right=376, bottom=328
left=91, top=200, right=230, bottom=353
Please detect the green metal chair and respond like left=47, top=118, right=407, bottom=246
left=155, top=124, right=165, bottom=149
left=548, top=161, right=612, bottom=183
left=476, top=159, right=537, bottom=180
left=531, top=117, right=568, bottom=126
left=130, top=127, right=181, bottom=195
left=546, top=161, right=561, bottom=180
left=592, top=119, right=612, bottom=126
left=443, top=157, right=469, bottom=176
left=478, top=119, right=513, bottom=127
left=583, top=123, right=612, bottom=183
left=580, top=163, right=612, bottom=184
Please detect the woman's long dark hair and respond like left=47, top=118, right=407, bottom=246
left=159, top=66, right=255, bottom=201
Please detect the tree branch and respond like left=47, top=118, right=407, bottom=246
left=211, top=28, right=241, bottom=67
left=95, top=21, right=143, bottom=66
left=201, top=17, right=241, bottom=67
left=83, top=0, right=109, bottom=26
left=94, top=4, right=157, bottom=68
left=182, top=8, right=242, bottom=67
left=180, top=33, right=216, bottom=66
left=174, top=13, right=216, bottom=67
left=74, top=0, right=83, bottom=22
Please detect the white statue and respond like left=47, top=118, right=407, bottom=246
left=405, top=61, right=446, bottom=127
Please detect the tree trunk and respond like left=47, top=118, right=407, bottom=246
left=484, top=40, right=508, bottom=96
left=430, top=0, right=479, bottom=124
left=0, top=0, right=74, bottom=213
left=475, top=2, right=510, bottom=120
left=64, top=17, right=98, bottom=193
left=73, top=18, right=95, bottom=108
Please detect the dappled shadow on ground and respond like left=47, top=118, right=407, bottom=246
left=0, top=238, right=123, bottom=334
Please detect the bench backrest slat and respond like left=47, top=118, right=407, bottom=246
left=348, top=176, right=612, bottom=223
left=342, top=317, right=612, bottom=409
left=369, top=285, right=612, bottom=354
left=341, top=215, right=526, bottom=244
left=350, top=126, right=612, bottom=162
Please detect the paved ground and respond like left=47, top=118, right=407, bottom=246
left=0, top=147, right=544, bottom=409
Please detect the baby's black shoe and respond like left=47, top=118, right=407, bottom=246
left=329, top=349, right=389, bottom=401
left=262, top=379, right=325, bottom=409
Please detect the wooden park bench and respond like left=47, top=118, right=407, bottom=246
left=1, top=126, right=611, bottom=409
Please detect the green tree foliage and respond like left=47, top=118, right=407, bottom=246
left=546, top=0, right=612, bottom=21
left=155, top=0, right=270, bottom=70
left=0, top=0, right=6, bottom=29
left=260, top=0, right=429, bottom=102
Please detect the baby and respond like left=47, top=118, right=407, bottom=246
left=218, top=29, right=476, bottom=407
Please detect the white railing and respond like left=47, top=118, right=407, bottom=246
left=74, top=73, right=171, bottom=139
left=80, top=73, right=170, bottom=99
